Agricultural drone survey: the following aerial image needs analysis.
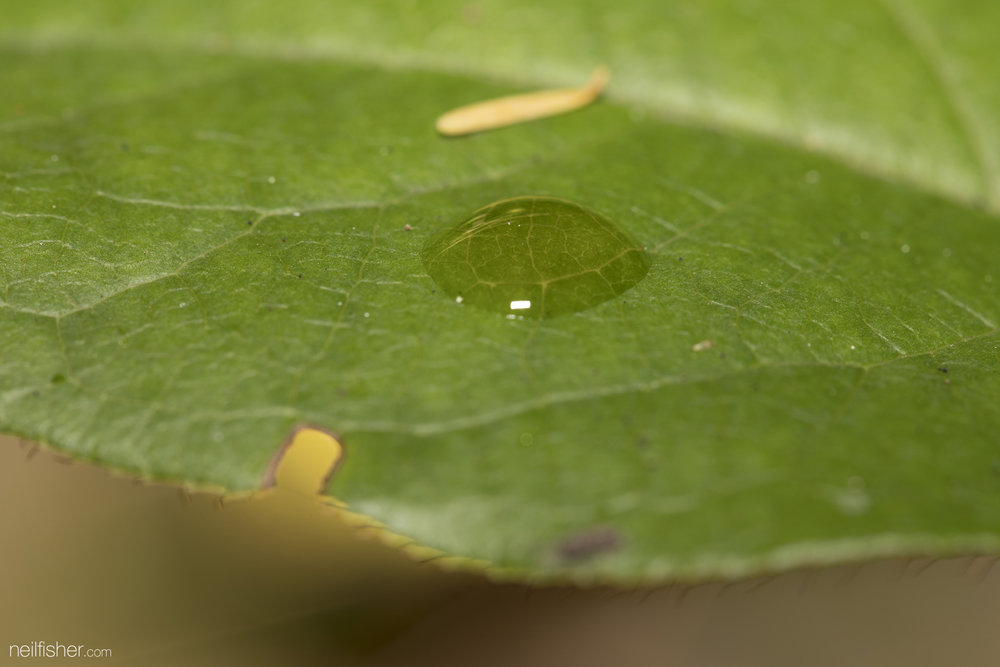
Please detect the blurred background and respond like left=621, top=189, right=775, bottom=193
left=3, top=433, right=999, bottom=666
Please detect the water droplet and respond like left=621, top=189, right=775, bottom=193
left=422, top=196, right=650, bottom=317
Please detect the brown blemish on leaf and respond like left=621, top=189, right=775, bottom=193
left=261, top=424, right=344, bottom=495
left=556, top=526, right=624, bottom=562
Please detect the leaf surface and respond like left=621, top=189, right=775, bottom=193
left=2, top=0, right=999, bottom=580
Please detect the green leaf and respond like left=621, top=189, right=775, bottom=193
left=3, top=0, right=999, bottom=581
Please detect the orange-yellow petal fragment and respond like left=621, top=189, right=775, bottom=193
left=264, top=425, right=343, bottom=496
left=436, top=66, right=610, bottom=136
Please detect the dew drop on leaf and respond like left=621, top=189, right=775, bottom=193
left=422, top=196, right=650, bottom=317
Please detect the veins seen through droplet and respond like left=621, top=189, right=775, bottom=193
left=422, top=196, right=650, bottom=317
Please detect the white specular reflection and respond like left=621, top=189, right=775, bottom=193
left=510, top=300, right=531, bottom=310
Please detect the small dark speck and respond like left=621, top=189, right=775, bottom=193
left=246, top=220, right=253, bottom=226
left=431, top=289, right=436, bottom=294
left=677, top=256, right=683, bottom=261
left=939, top=367, right=948, bottom=373
left=298, top=274, right=302, bottom=279
left=556, top=526, right=624, bottom=562
left=281, top=237, right=286, bottom=242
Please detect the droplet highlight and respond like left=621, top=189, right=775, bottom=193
left=422, top=196, right=650, bottom=317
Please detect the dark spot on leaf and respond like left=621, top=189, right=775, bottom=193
left=50, top=373, right=66, bottom=384
left=462, top=4, right=483, bottom=24
left=556, top=526, right=624, bottom=562
left=246, top=220, right=253, bottom=226
left=938, top=367, right=948, bottom=373
left=281, top=237, right=286, bottom=242
left=298, top=274, right=302, bottom=278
